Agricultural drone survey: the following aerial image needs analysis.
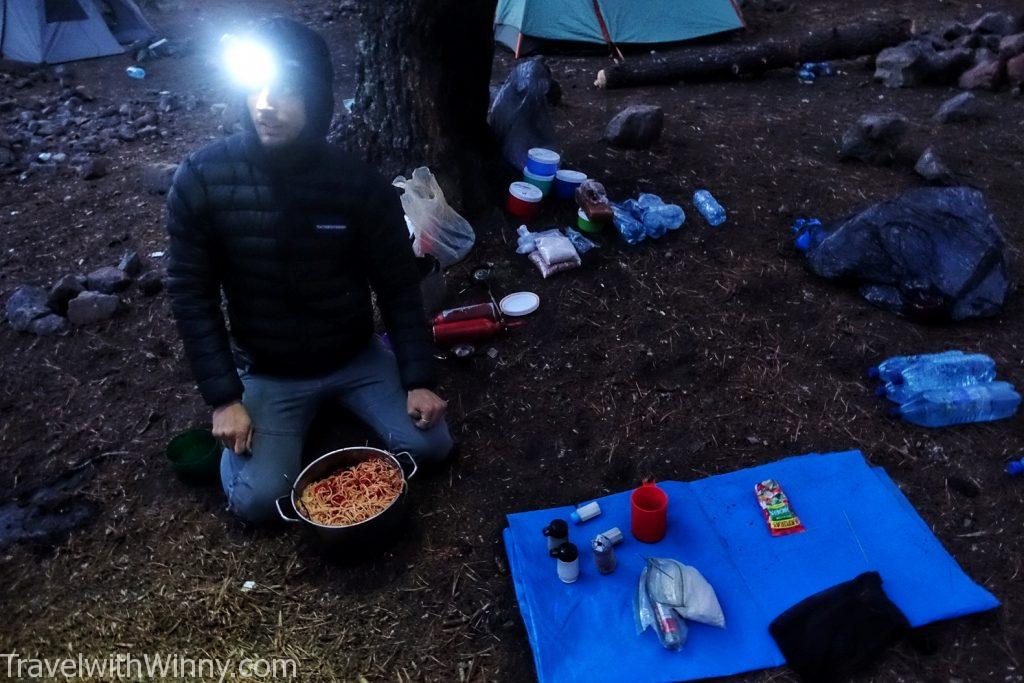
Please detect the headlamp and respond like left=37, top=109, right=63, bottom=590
left=221, top=34, right=278, bottom=91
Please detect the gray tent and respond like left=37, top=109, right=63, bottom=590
left=0, top=0, right=155, bottom=64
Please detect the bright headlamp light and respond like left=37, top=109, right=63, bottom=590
left=221, top=34, right=278, bottom=91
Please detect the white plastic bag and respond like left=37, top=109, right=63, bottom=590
left=393, top=167, right=475, bottom=268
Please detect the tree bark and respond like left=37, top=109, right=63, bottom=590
left=347, top=0, right=498, bottom=215
left=595, top=19, right=912, bottom=89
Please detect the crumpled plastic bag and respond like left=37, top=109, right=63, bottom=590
left=393, top=167, right=475, bottom=268
left=487, top=58, right=558, bottom=170
left=799, top=187, right=1010, bottom=322
left=636, top=558, right=726, bottom=651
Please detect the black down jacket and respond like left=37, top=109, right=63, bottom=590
left=166, top=18, right=435, bottom=408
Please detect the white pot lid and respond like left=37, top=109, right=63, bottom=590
left=500, top=291, right=540, bottom=317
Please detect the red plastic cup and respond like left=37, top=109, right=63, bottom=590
left=631, top=481, right=668, bottom=543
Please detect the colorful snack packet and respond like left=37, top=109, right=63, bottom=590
left=755, top=479, right=806, bottom=537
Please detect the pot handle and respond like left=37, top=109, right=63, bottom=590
left=276, top=495, right=301, bottom=523
left=395, top=451, right=418, bottom=481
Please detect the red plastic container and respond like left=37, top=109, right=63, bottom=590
left=507, top=181, right=543, bottom=219
left=631, top=481, right=668, bottom=543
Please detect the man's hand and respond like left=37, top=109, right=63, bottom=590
left=213, top=401, right=253, bottom=454
left=408, top=388, right=447, bottom=430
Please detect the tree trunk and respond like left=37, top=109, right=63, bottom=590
left=596, top=19, right=912, bottom=89
left=347, top=0, right=498, bottom=215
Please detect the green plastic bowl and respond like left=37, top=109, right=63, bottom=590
left=166, top=428, right=221, bottom=483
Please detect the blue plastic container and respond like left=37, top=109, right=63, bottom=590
left=526, top=148, right=560, bottom=176
left=553, top=169, right=587, bottom=199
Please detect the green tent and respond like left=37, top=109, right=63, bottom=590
left=494, top=0, right=745, bottom=57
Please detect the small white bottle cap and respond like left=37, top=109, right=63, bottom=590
left=598, top=527, right=624, bottom=546
left=570, top=501, right=601, bottom=524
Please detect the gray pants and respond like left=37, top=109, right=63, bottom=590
left=220, top=336, right=453, bottom=523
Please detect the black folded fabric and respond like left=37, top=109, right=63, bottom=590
left=769, top=571, right=911, bottom=682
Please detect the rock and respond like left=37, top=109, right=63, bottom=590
left=934, top=92, right=988, bottom=123
left=66, top=291, right=120, bottom=326
left=1001, top=33, right=1024, bottom=59
left=137, top=270, right=165, bottom=296
left=1007, top=54, right=1024, bottom=87
left=604, top=105, right=664, bottom=149
left=958, top=59, right=1004, bottom=90
left=874, top=43, right=931, bottom=87
left=157, top=91, right=177, bottom=112
left=116, top=124, right=136, bottom=142
left=915, top=147, right=954, bottom=184
left=976, top=34, right=1004, bottom=53
left=85, top=266, right=131, bottom=294
left=941, top=22, right=971, bottom=42
left=136, top=125, right=159, bottom=138
left=140, top=162, right=178, bottom=195
left=133, top=111, right=158, bottom=128
left=76, top=156, right=108, bottom=180
left=47, top=274, right=86, bottom=314
left=27, top=314, right=68, bottom=336
left=970, top=12, right=1018, bottom=36
left=117, top=250, right=143, bottom=277
left=839, top=113, right=908, bottom=164
left=923, top=48, right=975, bottom=83
left=0, top=148, right=14, bottom=166
left=972, top=47, right=998, bottom=67
left=5, top=285, right=50, bottom=331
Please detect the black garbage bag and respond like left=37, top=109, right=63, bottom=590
left=769, top=572, right=911, bottom=683
left=800, top=187, right=1011, bottom=322
left=487, top=57, right=557, bottom=171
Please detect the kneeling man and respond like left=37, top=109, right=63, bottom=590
left=166, top=18, right=451, bottom=523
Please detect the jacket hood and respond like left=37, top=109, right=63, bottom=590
left=239, top=18, right=335, bottom=167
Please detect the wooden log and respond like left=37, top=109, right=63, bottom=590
left=595, top=19, right=912, bottom=89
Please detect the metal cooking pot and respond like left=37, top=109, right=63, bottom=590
left=275, top=446, right=417, bottom=547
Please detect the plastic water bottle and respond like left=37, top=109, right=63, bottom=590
left=792, top=218, right=826, bottom=252
left=612, top=202, right=646, bottom=245
left=880, top=353, right=996, bottom=403
left=638, top=194, right=685, bottom=238
left=798, top=62, right=833, bottom=83
left=893, top=381, right=1021, bottom=428
left=693, top=190, right=726, bottom=227
left=1006, top=457, right=1024, bottom=476
left=125, top=66, right=146, bottom=79
left=868, top=350, right=964, bottom=382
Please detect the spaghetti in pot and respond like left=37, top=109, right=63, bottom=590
left=297, top=458, right=404, bottom=526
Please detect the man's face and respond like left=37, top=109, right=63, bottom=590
left=246, top=83, right=307, bottom=148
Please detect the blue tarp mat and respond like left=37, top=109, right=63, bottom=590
left=504, top=450, right=999, bottom=683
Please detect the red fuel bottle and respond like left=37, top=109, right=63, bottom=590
left=433, top=318, right=522, bottom=346
left=432, top=303, right=499, bottom=325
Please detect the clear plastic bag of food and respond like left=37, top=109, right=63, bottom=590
left=534, top=230, right=579, bottom=266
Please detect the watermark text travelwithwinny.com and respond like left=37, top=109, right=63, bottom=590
left=1, top=652, right=298, bottom=680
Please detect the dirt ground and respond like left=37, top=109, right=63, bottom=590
left=2, top=0, right=1024, bottom=681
